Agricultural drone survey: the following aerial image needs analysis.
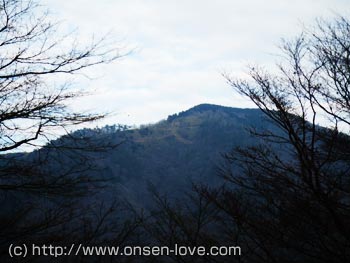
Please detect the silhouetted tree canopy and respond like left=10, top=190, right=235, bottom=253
left=0, top=1, right=135, bottom=261
left=214, top=15, right=350, bottom=263
left=142, top=16, right=350, bottom=263
left=0, top=0, right=122, bottom=152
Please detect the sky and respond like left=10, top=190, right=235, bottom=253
left=42, top=0, right=350, bottom=127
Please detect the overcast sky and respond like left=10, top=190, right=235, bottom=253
left=42, top=0, right=349, bottom=126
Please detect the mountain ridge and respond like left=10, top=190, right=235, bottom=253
left=89, top=104, right=272, bottom=207
left=18, top=104, right=273, bottom=209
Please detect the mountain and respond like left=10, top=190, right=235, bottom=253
left=11, top=104, right=276, bottom=209
left=0, top=103, right=283, bottom=261
left=85, top=104, right=276, bottom=207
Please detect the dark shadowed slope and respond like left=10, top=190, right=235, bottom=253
left=12, top=104, right=276, bottom=209
left=92, top=104, right=274, bottom=207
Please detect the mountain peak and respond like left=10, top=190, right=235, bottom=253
left=167, top=104, right=259, bottom=122
left=188, top=103, right=228, bottom=112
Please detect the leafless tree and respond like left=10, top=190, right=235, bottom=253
left=0, top=0, right=122, bottom=152
left=124, top=15, right=350, bottom=263
left=0, top=0, right=139, bottom=261
left=203, top=16, right=350, bottom=263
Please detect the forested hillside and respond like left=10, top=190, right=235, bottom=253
left=64, top=104, right=271, bottom=208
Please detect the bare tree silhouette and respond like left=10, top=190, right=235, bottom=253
left=0, top=1, right=139, bottom=261
left=205, top=16, right=350, bottom=263
left=141, top=16, right=350, bottom=263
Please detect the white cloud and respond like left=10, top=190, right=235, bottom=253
left=41, top=0, right=350, bottom=126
